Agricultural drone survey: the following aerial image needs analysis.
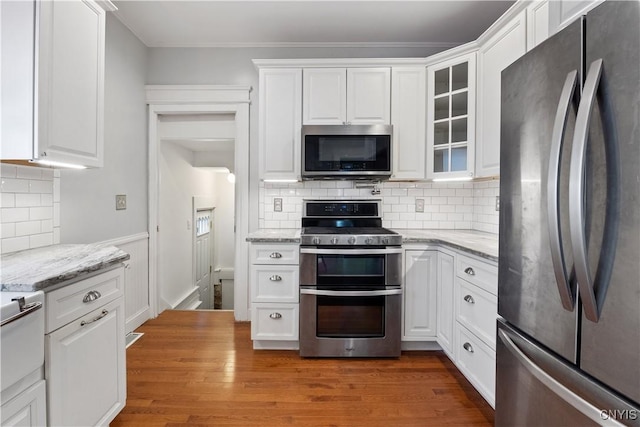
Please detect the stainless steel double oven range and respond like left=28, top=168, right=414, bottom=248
left=299, top=200, right=402, bottom=358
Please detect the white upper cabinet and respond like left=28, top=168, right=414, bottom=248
left=302, top=68, right=346, bottom=124
left=549, top=0, right=604, bottom=35
left=1, top=0, right=107, bottom=168
left=427, top=53, right=476, bottom=180
left=303, top=67, right=390, bottom=125
left=391, top=67, right=427, bottom=180
left=475, top=9, right=527, bottom=178
left=259, top=68, right=303, bottom=181
left=527, top=1, right=551, bottom=51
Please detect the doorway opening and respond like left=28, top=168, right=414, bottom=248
left=147, top=85, right=251, bottom=321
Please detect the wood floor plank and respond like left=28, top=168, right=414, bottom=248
left=110, top=310, right=493, bottom=427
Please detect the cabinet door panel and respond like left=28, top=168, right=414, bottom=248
left=46, top=298, right=125, bottom=427
left=37, top=0, right=105, bottom=167
left=476, top=10, right=527, bottom=177
left=437, top=251, right=455, bottom=356
left=303, top=68, right=346, bottom=124
left=347, top=68, right=391, bottom=124
left=391, top=67, right=426, bottom=180
left=259, top=69, right=302, bottom=180
left=403, top=250, right=437, bottom=339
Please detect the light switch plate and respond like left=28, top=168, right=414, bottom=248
left=415, top=198, right=425, bottom=213
left=495, top=196, right=500, bottom=211
left=116, top=194, right=126, bottom=210
left=274, top=198, right=283, bottom=212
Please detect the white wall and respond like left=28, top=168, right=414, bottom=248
left=60, top=15, right=148, bottom=243
left=158, top=141, right=219, bottom=309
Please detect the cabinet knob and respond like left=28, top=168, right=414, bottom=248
left=464, top=267, right=475, bottom=276
left=269, top=252, right=282, bottom=259
left=82, top=290, right=102, bottom=303
left=463, top=342, right=474, bottom=353
left=463, top=295, right=475, bottom=304
left=269, top=312, right=282, bottom=319
left=269, top=275, right=282, bottom=282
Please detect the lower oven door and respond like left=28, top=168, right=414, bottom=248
left=299, top=288, right=402, bottom=358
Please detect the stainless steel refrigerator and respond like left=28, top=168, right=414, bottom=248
left=496, top=1, right=640, bottom=426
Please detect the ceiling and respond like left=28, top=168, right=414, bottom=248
left=112, top=1, right=516, bottom=48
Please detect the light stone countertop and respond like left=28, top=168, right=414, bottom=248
left=0, top=244, right=130, bottom=292
left=245, top=229, right=301, bottom=243
left=246, top=228, right=497, bottom=261
left=393, top=229, right=498, bottom=262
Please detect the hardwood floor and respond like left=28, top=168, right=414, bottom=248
left=111, top=310, right=494, bottom=427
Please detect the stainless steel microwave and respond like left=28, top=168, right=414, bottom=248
left=301, top=124, right=393, bottom=180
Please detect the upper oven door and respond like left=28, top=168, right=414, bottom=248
left=300, top=247, right=402, bottom=287
left=302, top=125, right=392, bottom=179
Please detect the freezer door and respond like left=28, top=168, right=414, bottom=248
left=496, top=320, right=640, bottom=427
left=577, top=0, right=640, bottom=405
left=498, top=19, right=582, bottom=363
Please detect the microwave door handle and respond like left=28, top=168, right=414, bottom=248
left=547, top=70, right=579, bottom=311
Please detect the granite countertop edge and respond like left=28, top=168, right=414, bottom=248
left=1, top=244, right=131, bottom=292
left=246, top=228, right=498, bottom=261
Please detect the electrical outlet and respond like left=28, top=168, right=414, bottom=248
left=116, top=194, right=126, bottom=210
left=415, top=198, right=425, bottom=213
left=495, top=196, right=500, bottom=211
left=274, top=198, right=283, bottom=212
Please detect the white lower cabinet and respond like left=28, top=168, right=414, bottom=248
left=250, top=243, right=299, bottom=349
left=455, top=324, right=496, bottom=407
left=403, top=250, right=437, bottom=340
left=436, top=250, right=455, bottom=357
left=0, top=380, right=46, bottom=427
left=45, top=267, right=126, bottom=427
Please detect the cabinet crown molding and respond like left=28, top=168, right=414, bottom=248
left=252, top=58, right=428, bottom=69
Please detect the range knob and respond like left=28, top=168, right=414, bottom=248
left=331, top=237, right=339, bottom=245
left=365, top=238, right=374, bottom=245
left=347, top=237, right=356, bottom=245
left=312, top=237, right=321, bottom=245
left=382, top=237, right=389, bottom=245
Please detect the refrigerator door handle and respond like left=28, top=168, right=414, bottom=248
left=569, top=58, right=609, bottom=322
left=547, top=70, right=579, bottom=311
left=498, top=329, right=626, bottom=427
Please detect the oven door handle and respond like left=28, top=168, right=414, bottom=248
left=300, top=248, right=403, bottom=255
left=300, top=288, right=403, bottom=297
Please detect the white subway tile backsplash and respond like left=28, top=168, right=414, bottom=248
left=1, top=178, right=30, bottom=193
left=0, top=165, right=59, bottom=253
left=15, top=193, right=42, bottom=208
left=2, top=208, right=30, bottom=223
left=1, top=236, right=30, bottom=254
left=28, top=179, right=53, bottom=194
left=16, top=221, right=41, bottom=237
left=257, top=179, right=501, bottom=234
left=1, top=193, right=15, bottom=208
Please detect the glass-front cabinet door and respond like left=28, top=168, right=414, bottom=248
left=426, top=53, right=476, bottom=179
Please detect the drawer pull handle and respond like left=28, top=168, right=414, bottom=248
left=464, top=295, right=475, bottom=304
left=464, top=267, right=475, bottom=276
left=80, top=309, right=109, bottom=327
left=269, top=312, right=282, bottom=319
left=269, top=275, right=282, bottom=282
left=269, top=252, right=282, bottom=259
left=463, top=342, right=474, bottom=353
left=82, top=290, right=102, bottom=303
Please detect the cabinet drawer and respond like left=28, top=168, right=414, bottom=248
left=45, top=267, right=124, bottom=333
left=251, top=265, right=299, bottom=303
left=456, top=253, right=498, bottom=295
left=251, top=244, right=299, bottom=265
left=455, top=278, right=497, bottom=349
left=455, top=325, right=496, bottom=407
left=251, top=303, right=299, bottom=341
